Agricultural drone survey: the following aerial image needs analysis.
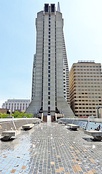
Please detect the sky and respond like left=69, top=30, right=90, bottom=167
left=0, top=0, right=102, bottom=107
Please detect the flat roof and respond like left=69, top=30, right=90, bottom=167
left=0, top=123, right=101, bottom=173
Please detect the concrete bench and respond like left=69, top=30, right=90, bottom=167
left=1, top=130, right=16, bottom=141
left=84, top=130, right=102, bottom=141
left=67, top=124, right=79, bottom=131
left=22, top=124, right=34, bottom=130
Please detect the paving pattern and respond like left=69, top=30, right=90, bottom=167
left=0, top=123, right=102, bottom=174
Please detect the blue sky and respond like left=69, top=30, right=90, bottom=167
left=0, top=0, right=102, bottom=107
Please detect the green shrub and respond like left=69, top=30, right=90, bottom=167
left=0, top=111, right=33, bottom=118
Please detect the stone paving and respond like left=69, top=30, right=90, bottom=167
left=0, top=123, right=102, bottom=174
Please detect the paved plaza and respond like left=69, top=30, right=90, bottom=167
left=0, top=123, right=102, bottom=174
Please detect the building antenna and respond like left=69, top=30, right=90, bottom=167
left=57, top=2, right=61, bottom=12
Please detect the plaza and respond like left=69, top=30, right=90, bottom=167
left=0, top=122, right=102, bottom=174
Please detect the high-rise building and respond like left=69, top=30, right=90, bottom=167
left=26, top=3, right=74, bottom=121
left=69, top=61, right=102, bottom=117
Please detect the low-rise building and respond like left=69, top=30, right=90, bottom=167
left=0, top=108, right=8, bottom=114
left=2, top=99, right=30, bottom=112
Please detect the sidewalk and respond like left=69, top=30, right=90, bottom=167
left=0, top=123, right=102, bottom=174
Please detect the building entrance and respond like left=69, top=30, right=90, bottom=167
left=43, top=115, right=55, bottom=122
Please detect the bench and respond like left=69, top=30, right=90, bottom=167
left=84, top=130, right=102, bottom=141
left=1, top=130, right=16, bottom=141
left=67, top=124, right=79, bottom=131
left=22, top=124, right=34, bottom=130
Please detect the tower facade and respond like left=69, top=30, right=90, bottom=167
left=26, top=4, right=74, bottom=119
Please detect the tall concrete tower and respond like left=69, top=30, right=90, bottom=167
left=26, top=3, right=74, bottom=120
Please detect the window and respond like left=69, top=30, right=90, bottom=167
left=48, top=101, right=50, bottom=105
left=48, top=106, right=50, bottom=111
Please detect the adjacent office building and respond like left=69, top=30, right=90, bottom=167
left=2, top=99, right=30, bottom=112
left=69, top=61, right=102, bottom=117
left=26, top=3, right=74, bottom=120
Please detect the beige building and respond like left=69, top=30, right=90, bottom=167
left=0, top=108, right=8, bottom=114
left=69, top=61, right=102, bottom=118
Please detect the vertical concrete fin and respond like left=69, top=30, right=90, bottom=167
left=57, top=2, right=61, bottom=12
